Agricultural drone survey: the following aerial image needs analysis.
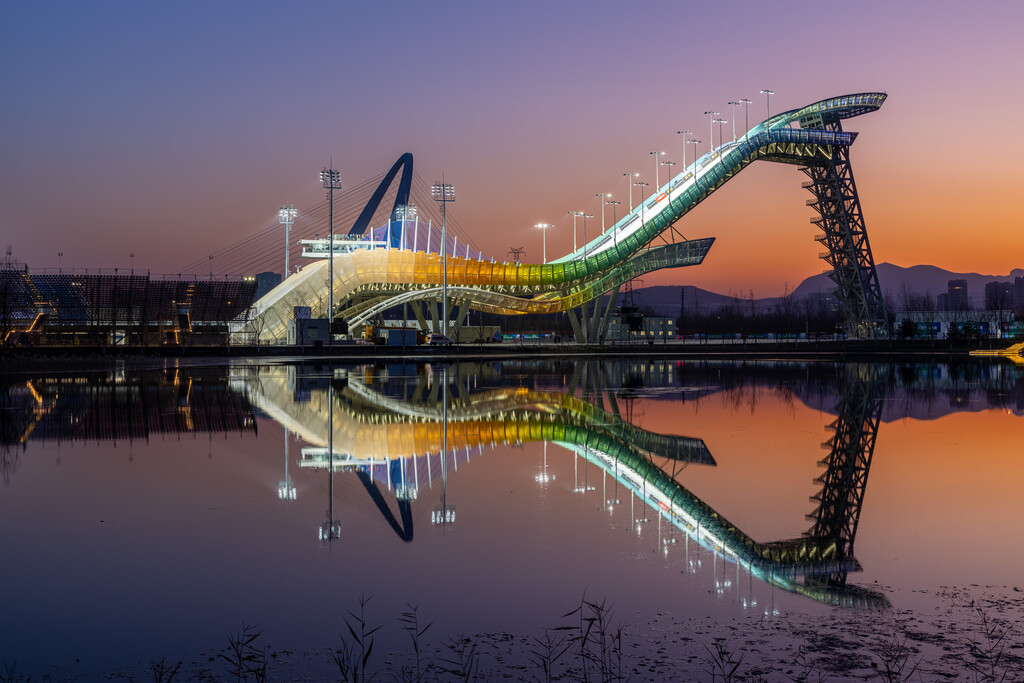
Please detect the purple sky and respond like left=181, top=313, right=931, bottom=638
left=3, top=0, right=1023, bottom=295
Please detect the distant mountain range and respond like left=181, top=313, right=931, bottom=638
left=626, top=263, right=1024, bottom=317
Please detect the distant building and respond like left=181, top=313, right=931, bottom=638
left=287, top=317, right=329, bottom=345
left=942, top=279, right=969, bottom=311
left=984, top=281, right=1014, bottom=310
left=254, top=271, right=282, bottom=301
left=903, top=310, right=1013, bottom=339
left=1016, top=277, right=1024, bottom=315
left=607, top=312, right=675, bottom=342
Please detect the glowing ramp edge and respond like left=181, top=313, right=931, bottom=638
left=240, top=92, right=885, bottom=343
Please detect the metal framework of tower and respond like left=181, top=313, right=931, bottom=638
left=799, top=119, right=885, bottom=339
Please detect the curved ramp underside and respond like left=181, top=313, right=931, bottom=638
left=241, top=93, right=885, bottom=343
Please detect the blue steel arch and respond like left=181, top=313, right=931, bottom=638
left=348, top=152, right=414, bottom=249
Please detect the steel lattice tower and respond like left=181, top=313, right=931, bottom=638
left=800, top=118, right=886, bottom=338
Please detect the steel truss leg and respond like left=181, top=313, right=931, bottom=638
left=802, top=122, right=885, bottom=339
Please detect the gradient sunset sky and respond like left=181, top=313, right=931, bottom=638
left=2, top=0, right=1022, bottom=296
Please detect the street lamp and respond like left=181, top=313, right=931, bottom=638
left=761, top=89, right=774, bottom=123
left=714, top=118, right=727, bottom=163
left=650, top=151, right=666, bottom=190
left=535, top=223, right=554, bottom=264
left=662, top=160, right=675, bottom=187
left=596, top=193, right=611, bottom=232
left=635, top=181, right=649, bottom=223
left=687, top=139, right=701, bottom=179
left=279, top=205, right=297, bottom=279
left=581, top=213, right=594, bottom=259
left=739, top=98, right=752, bottom=138
left=727, top=101, right=741, bottom=141
left=676, top=130, right=692, bottom=174
left=567, top=210, right=583, bottom=252
left=432, top=181, right=455, bottom=334
left=704, top=111, right=719, bottom=155
left=320, top=167, right=342, bottom=341
left=606, top=199, right=621, bottom=227
left=130, top=252, right=135, bottom=275
left=623, top=172, right=639, bottom=210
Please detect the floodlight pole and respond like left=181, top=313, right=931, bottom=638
left=432, top=181, right=456, bottom=335
left=279, top=205, right=297, bottom=280
left=321, top=168, right=342, bottom=345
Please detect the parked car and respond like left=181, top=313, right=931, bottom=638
left=424, top=333, right=453, bottom=346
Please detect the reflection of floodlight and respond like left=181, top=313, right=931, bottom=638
left=278, top=480, right=296, bottom=500
left=396, top=485, right=418, bottom=501
left=431, top=507, right=456, bottom=525
left=319, top=521, right=340, bottom=541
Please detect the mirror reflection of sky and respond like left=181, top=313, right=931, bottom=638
left=1, top=359, right=1022, bottom=675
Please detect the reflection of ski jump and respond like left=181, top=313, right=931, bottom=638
left=241, top=93, right=887, bottom=342
left=240, top=362, right=887, bottom=608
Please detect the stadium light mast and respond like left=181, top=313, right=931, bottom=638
left=432, top=181, right=455, bottom=334
left=279, top=205, right=297, bottom=280
left=761, top=89, right=774, bottom=122
left=320, top=167, right=342, bottom=342
left=535, top=223, right=554, bottom=264
left=704, top=111, right=719, bottom=155
left=676, top=130, right=692, bottom=174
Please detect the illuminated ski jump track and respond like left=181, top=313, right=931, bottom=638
left=243, top=93, right=886, bottom=343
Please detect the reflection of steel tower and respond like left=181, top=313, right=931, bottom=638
left=804, top=366, right=883, bottom=583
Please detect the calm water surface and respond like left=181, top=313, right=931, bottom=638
left=1, top=357, right=1022, bottom=676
